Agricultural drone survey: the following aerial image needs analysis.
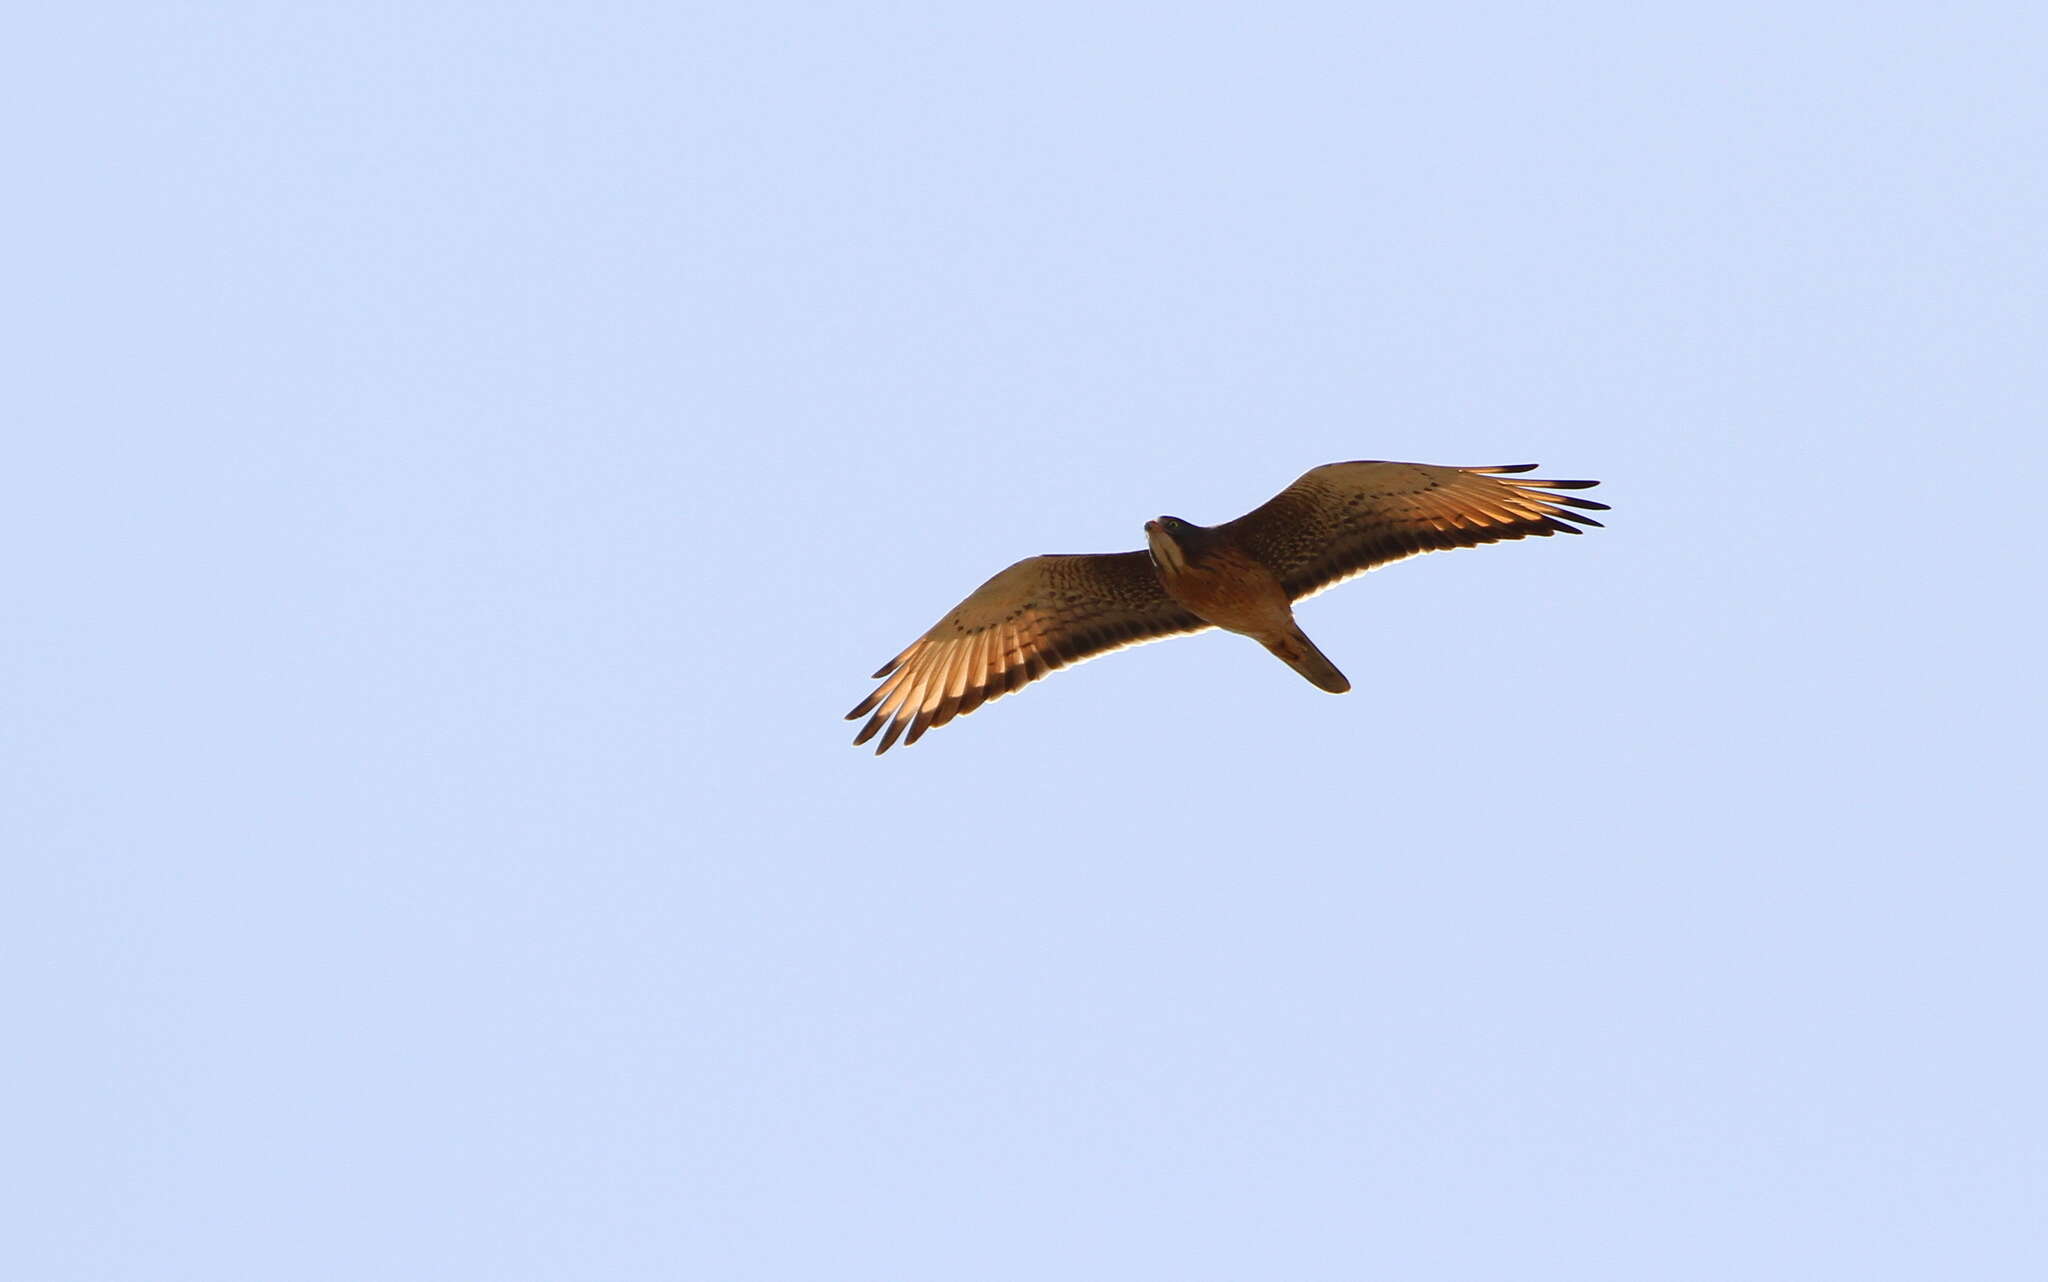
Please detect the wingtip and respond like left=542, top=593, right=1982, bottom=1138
left=874, top=717, right=909, bottom=754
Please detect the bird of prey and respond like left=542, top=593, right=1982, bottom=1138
left=847, top=460, right=1604, bottom=754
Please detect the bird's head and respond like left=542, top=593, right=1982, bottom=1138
left=1144, top=516, right=1199, bottom=574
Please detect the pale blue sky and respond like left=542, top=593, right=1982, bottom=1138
left=9, top=3, right=2045, bottom=1278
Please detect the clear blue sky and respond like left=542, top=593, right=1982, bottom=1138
left=11, top=3, right=2045, bottom=1278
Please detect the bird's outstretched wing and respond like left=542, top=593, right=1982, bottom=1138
left=1219, top=462, right=1607, bottom=601
left=847, top=552, right=1208, bottom=754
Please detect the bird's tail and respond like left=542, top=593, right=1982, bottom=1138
left=1262, top=626, right=1351, bottom=694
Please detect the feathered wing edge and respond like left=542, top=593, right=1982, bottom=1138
left=1246, top=462, right=1608, bottom=602
left=845, top=553, right=1207, bottom=755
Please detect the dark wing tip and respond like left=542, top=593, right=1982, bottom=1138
left=874, top=718, right=909, bottom=755
left=1545, top=510, right=1604, bottom=530
left=845, top=690, right=884, bottom=720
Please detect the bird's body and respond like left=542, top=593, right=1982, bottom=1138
left=848, top=460, right=1605, bottom=753
left=1143, top=519, right=1351, bottom=693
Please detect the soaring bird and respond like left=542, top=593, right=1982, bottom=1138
left=847, top=460, right=1605, bottom=754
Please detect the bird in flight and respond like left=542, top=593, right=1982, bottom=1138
left=847, top=460, right=1605, bottom=754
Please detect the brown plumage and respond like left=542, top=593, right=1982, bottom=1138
left=847, top=461, right=1605, bottom=753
